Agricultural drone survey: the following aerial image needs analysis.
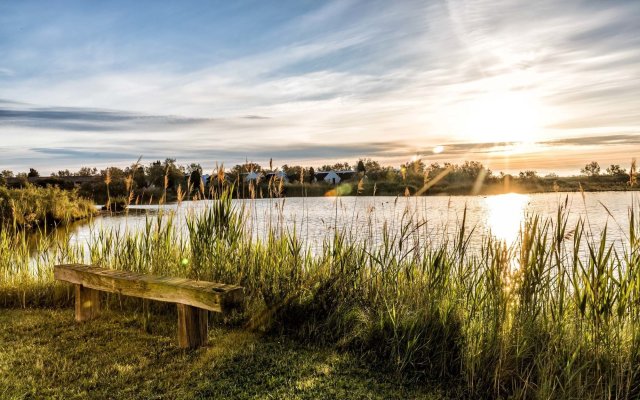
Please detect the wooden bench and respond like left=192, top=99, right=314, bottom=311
left=54, top=264, right=244, bottom=349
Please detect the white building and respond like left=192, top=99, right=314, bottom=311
left=264, top=171, right=289, bottom=182
left=323, top=171, right=341, bottom=184
left=244, top=171, right=261, bottom=181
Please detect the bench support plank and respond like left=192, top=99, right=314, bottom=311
left=177, top=304, right=208, bottom=348
left=75, top=284, right=100, bottom=322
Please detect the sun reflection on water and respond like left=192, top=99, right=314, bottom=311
left=485, top=193, right=530, bottom=245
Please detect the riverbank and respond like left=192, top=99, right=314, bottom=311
left=0, top=185, right=96, bottom=230
left=0, top=309, right=442, bottom=399
left=251, top=178, right=639, bottom=198
left=2, top=190, right=640, bottom=399
left=6, top=170, right=636, bottom=205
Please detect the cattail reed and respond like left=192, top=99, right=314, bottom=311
left=2, top=185, right=640, bottom=399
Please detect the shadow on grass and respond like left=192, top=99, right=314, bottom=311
left=0, top=309, right=445, bottom=399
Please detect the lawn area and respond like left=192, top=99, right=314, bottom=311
left=0, top=309, right=444, bottom=399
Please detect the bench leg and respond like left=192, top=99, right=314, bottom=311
left=75, top=284, right=100, bottom=322
left=177, top=304, right=208, bottom=349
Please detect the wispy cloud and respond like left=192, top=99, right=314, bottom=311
left=0, top=101, right=283, bottom=136
left=0, top=0, right=639, bottom=174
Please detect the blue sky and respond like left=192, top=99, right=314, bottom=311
left=1, top=0, right=639, bottom=174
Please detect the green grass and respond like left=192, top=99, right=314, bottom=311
left=0, top=309, right=443, bottom=399
left=2, top=188, right=640, bottom=399
left=0, top=185, right=96, bottom=230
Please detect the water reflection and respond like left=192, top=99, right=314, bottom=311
left=61, top=192, right=631, bottom=258
left=484, top=193, right=529, bottom=245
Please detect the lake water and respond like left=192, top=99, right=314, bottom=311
left=66, top=191, right=639, bottom=255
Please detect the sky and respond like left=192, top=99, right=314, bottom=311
left=1, top=0, right=639, bottom=175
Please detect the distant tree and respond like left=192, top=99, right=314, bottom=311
left=133, top=166, right=146, bottom=188
left=52, top=169, right=71, bottom=177
left=228, top=163, right=263, bottom=183
left=100, top=167, right=126, bottom=181
left=146, top=161, right=166, bottom=188
left=499, top=172, right=515, bottom=182
left=241, top=162, right=262, bottom=173
left=164, top=159, right=185, bottom=190
left=76, top=167, right=98, bottom=176
left=425, top=163, right=445, bottom=179
left=14, top=173, right=28, bottom=187
left=1, top=170, right=14, bottom=178
left=319, top=162, right=352, bottom=172
left=402, top=159, right=425, bottom=175
left=122, top=164, right=146, bottom=190
left=581, top=161, right=601, bottom=176
left=458, top=161, right=489, bottom=182
left=362, top=159, right=377, bottom=169
left=27, top=168, right=40, bottom=178
left=227, top=165, right=242, bottom=184
left=188, top=163, right=203, bottom=174
left=146, top=159, right=184, bottom=189
left=188, top=163, right=203, bottom=192
left=519, top=170, right=539, bottom=181
left=383, top=168, right=399, bottom=182
left=356, top=160, right=366, bottom=174
left=358, top=159, right=385, bottom=180
left=606, top=164, right=626, bottom=176
left=189, top=169, right=201, bottom=192
left=281, top=165, right=303, bottom=182
left=307, top=167, right=316, bottom=183
left=0, top=175, right=5, bottom=187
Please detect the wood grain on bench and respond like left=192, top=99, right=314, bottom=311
left=54, top=264, right=243, bottom=313
left=54, top=263, right=244, bottom=348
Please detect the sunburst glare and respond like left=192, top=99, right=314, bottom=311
left=485, top=193, right=530, bottom=245
left=452, top=90, right=542, bottom=144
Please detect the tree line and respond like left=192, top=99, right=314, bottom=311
left=0, top=157, right=637, bottom=202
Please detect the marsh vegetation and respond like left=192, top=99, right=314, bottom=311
left=0, top=185, right=96, bottom=230
left=2, top=184, right=640, bottom=399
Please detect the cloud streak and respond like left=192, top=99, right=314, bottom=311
left=0, top=0, right=639, bottom=174
left=0, top=104, right=274, bottom=132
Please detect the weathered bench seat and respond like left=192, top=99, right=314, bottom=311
left=54, top=264, right=244, bottom=348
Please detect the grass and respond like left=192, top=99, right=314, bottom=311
left=0, top=309, right=442, bottom=399
left=0, top=185, right=96, bottom=230
left=2, top=188, right=640, bottom=398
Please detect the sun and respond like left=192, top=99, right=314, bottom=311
left=452, top=90, right=541, bottom=144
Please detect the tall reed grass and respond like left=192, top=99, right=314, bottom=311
left=0, top=185, right=96, bottom=230
left=1, top=188, right=639, bottom=399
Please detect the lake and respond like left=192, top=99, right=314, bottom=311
left=66, top=191, right=639, bottom=255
